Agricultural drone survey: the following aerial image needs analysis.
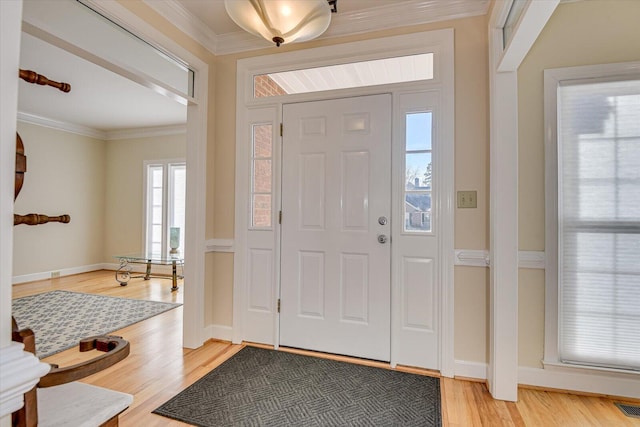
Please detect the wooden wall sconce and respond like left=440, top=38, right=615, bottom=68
left=14, top=69, right=72, bottom=226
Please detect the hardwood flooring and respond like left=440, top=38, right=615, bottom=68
left=12, top=270, right=640, bottom=426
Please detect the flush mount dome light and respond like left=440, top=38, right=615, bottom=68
left=224, top=0, right=334, bottom=47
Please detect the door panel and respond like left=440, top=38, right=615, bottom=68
left=280, top=94, right=392, bottom=361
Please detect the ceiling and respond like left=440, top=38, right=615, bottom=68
left=18, top=0, right=490, bottom=136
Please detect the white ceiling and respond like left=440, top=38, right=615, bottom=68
left=18, top=0, right=490, bottom=135
left=18, top=32, right=187, bottom=134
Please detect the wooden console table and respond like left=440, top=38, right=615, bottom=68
left=114, top=252, right=183, bottom=291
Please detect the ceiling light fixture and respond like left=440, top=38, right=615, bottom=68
left=224, top=0, right=337, bottom=47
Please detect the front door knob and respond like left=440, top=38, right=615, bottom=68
left=377, top=234, right=387, bottom=244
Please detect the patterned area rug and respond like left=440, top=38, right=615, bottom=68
left=154, top=346, right=442, bottom=426
left=12, top=290, right=180, bottom=359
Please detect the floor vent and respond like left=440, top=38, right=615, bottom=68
left=615, top=403, right=640, bottom=418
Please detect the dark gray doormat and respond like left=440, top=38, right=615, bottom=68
left=154, top=346, right=441, bottom=426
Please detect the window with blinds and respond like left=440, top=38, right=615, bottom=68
left=557, top=78, right=640, bottom=371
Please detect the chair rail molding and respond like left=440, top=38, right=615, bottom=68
left=454, top=249, right=545, bottom=269
left=205, top=239, right=235, bottom=253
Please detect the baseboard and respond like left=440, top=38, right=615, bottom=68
left=12, top=263, right=107, bottom=285
left=454, top=359, right=488, bottom=380
left=519, top=366, right=640, bottom=399
left=205, top=323, right=233, bottom=342
left=454, top=359, right=640, bottom=399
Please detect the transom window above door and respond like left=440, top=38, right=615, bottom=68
left=253, top=53, right=434, bottom=98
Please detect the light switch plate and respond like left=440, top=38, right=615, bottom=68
left=457, top=190, right=477, bottom=208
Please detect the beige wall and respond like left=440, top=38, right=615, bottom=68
left=211, top=15, right=491, bottom=362
left=13, top=123, right=187, bottom=277
left=13, top=122, right=106, bottom=276
left=103, top=134, right=186, bottom=260
left=517, top=0, right=640, bottom=367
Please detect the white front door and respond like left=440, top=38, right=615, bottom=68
left=280, top=94, right=392, bottom=361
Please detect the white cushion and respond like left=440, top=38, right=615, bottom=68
left=37, top=382, right=133, bottom=427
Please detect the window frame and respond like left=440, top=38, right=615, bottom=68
left=543, top=61, right=640, bottom=370
left=143, top=158, right=186, bottom=257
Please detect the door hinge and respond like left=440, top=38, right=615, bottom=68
left=280, top=123, right=283, bottom=137
left=277, top=298, right=281, bottom=313
left=279, top=210, right=282, bottom=224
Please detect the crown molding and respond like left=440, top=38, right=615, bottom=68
left=142, top=0, right=218, bottom=55
left=147, top=0, right=490, bottom=56
left=105, top=124, right=186, bottom=140
left=324, top=0, right=489, bottom=39
left=18, top=112, right=186, bottom=141
left=17, top=112, right=107, bottom=139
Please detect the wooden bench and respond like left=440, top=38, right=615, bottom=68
left=12, top=319, right=133, bottom=427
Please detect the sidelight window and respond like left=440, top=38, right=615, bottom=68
left=404, top=112, right=433, bottom=232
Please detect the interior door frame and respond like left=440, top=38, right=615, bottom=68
left=234, top=30, right=455, bottom=375
left=75, top=0, right=209, bottom=349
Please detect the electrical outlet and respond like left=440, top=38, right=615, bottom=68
left=457, top=191, right=477, bottom=208
left=50, top=271, right=60, bottom=278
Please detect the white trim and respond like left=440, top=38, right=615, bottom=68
left=1, top=0, right=22, bottom=352
left=12, top=264, right=107, bottom=285
left=104, top=124, right=186, bottom=140
left=454, top=249, right=545, bottom=269
left=0, top=343, right=51, bottom=418
left=450, top=359, right=640, bottom=400
left=204, top=239, right=235, bottom=253
left=498, top=0, right=560, bottom=72
left=17, top=112, right=106, bottom=139
left=518, top=250, right=545, bottom=269
left=455, top=359, right=488, bottom=380
left=142, top=0, right=218, bottom=56
left=488, top=0, right=520, bottom=402
left=18, top=112, right=186, bottom=141
left=12, top=263, right=179, bottom=285
left=204, top=324, right=233, bottom=342
left=234, top=29, right=455, bottom=375
left=543, top=60, right=640, bottom=370
left=211, top=0, right=489, bottom=55
left=519, top=366, right=640, bottom=400
left=81, top=0, right=209, bottom=350
left=454, top=250, right=490, bottom=267
left=21, top=21, right=191, bottom=107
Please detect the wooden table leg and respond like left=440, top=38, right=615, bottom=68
left=171, top=261, right=178, bottom=291
left=144, top=260, right=151, bottom=280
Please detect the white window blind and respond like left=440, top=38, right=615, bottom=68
left=558, top=78, right=640, bottom=371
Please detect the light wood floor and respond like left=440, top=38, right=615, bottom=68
left=12, top=270, right=640, bottom=426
